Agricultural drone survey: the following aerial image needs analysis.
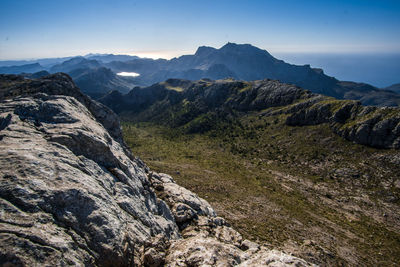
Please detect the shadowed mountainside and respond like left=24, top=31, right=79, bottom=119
left=49, top=57, right=138, bottom=99
left=0, top=63, right=44, bottom=75
left=68, top=67, right=134, bottom=99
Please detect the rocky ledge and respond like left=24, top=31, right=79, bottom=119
left=0, top=74, right=312, bottom=266
left=286, top=98, right=400, bottom=149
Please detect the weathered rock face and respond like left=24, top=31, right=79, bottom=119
left=0, top=74, right=179, bottom=266
left=150, top=173, right=312, bottom=267
left=286, top=99, right=400, bottom=149
left=0, top=74, right=311, bottom=266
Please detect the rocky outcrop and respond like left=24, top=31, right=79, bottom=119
left=286, top=99, right=400, bottom=149
left=0, top=74, right=311, bottom=266
left=149, top=173, right=312, bottom=267
left=0, top=74, right=178, bottom=266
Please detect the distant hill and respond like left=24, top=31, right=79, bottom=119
left=0, top=57, right=74, bottom=68
left=68, top=67, right=134, bottom=99
left=0, top=54, right=139, bottom=68
left=384, top=83, right=400, bottom=94
left=20, top=70, right=50, bottom=79
left=0, top=63, right=44, bottom=74
left=50, top=57, right=102, bottom=73
left=85, top=53, right=139, bottom=63
left=48, top=57, right=137, bottom=98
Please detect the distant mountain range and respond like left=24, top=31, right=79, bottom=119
left=0, top=43, right=399, bottom=105
left=0, top=53, right=138, bottom=68
left=0, top=56, right=138, bottom=99
left=0, top=63, right=44, bottom=74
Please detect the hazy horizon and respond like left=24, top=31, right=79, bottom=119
left=1, top=47, right=399, bottom=88
left=1, top=0, right=399, bottom=87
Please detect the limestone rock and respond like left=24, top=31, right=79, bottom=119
left=0, top=74, right=179, bottom=265
left=149, top=172, right=313, bottom=267
left=238, top=249, right=313, bottom=267
left=165, top=220, right=313, bottom=267
left=150, top=172, right=216, bottom=225
left=286, top=99, right=400, bottom=149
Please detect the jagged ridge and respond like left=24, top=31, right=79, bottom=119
left=100, top=78, right=400, bottom=149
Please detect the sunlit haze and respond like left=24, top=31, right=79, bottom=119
left=125, top=50, right=194, bottom=60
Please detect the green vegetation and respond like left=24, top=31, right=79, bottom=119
left=122, top=110, right=400, bottom=266
left=340, top=105, right=399, bottom=131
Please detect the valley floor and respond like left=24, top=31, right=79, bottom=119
left=122, top=112, right=400, bottom=266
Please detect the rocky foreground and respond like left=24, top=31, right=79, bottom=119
left=0, top=74, right=312, bottom=266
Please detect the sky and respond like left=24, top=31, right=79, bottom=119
left=1, top=0, right=400, bottom=60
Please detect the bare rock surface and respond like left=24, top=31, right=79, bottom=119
left=149, top=173, right=313, bottom=267
left=0, top=74, right=312, bottom=266
left=0, top=75, right=179, bottom=266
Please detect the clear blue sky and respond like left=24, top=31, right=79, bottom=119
left=1, top=0, right=400, bottom=59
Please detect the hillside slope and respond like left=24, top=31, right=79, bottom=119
left=100, top=77, right=400, bottom=265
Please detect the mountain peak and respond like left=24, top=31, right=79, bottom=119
left=221, top=42, right=245, bottom=48
left=220, top=42, right=256, bottom=50
left=219, top=42, right=274, bottom=57
left=194, top=46, right=217, bottom=57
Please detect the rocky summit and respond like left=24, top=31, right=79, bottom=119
left=0, top=74, right=312, bottom=266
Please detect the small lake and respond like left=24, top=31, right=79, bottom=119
left=117, top=72, right=140, bottom=77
